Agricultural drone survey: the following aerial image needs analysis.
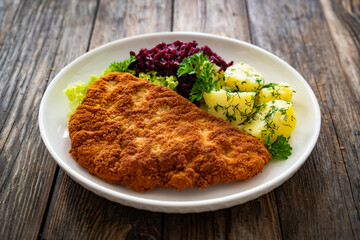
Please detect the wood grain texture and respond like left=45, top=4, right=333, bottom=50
left=163, top=194, right=281, bottom=240
left=173, top=0, right=251, bottom=41
left=248, top=0, right=359, bottom=238
left=227, top=194, right=281, bottom=239
left=90, top=0, right=173, bottom=49
left=41, top=0, right=172, bottom=239
left=163, top=209, right=229, bottom=240
left=0, top=0, right=21, bottom=50
left=0, top=0, right=97, bottom=239
left=40, top=174, right=162, bottom=240
left=320, top=0, right=360, bottom=97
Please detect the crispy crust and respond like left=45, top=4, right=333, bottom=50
left=68, top=72, right=271, bottom=192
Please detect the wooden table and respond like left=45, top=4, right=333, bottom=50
left=1, top=0, right=359, bottom=239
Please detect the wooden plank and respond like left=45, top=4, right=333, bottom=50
left=163, top=209, right=229, bottom=240
left=163, top=194, right=281, bottom=240
left=227, top=194, right=281, bottom=239
left=41, top=0, right=172, bottom=239
left=320, top=0, right=360, bottom=97
left=165, top=1, right=282, bottom=239
left=319, top=0, right=360, bottom=235
left=173, top=0, right=251, bottom=41
left=0, top=0, right=21, bottom=49
left=90, top=0, right=173, bottom=49
left=40, top=174, right=162, bottom=239
left=0, top=0, right=98, bottom=239
left=247, top=0, right=359, bottom=238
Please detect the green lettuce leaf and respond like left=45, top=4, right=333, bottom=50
left=64, top=75, right=98, bottom=118
left=139, top=71, right=178, bottom=91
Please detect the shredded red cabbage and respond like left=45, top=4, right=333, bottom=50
left=129, top=40, right=233, bottom=99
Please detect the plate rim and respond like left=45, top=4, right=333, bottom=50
left=39, top=31, right=321, bottom=212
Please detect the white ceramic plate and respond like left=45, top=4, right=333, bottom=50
left=39, top=32, right=321, bottom=213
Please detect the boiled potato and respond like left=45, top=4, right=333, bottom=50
left=256, top=82, right=294, bottom=105
left=242, top=100, right=296, bottom=143
left=224, top=62, right=264, bottom=92
left=203, top=89, right=256, bottom=125
left=211, top=63, right=225, bottom=88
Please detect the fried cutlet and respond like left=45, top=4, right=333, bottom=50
left=68, top=72, right=271, bottom=192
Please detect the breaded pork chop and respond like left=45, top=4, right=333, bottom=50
left=68, top=72, right=271, bottom=192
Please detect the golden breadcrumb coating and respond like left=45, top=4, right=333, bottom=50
left=68, top=72, right=271, bottom=192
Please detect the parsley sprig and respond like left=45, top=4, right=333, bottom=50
left=104, top=55, right=137, bottom=75
left=177, top=52, right=218, bottom=102
left=265, top=135, right=292, bottom=159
